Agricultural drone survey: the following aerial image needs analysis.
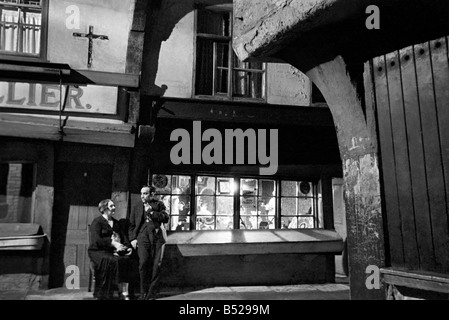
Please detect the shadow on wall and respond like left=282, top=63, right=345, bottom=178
left=141, top=0, right=231, bottom=97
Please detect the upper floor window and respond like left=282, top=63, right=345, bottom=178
left=0, top=0, right=45, bottom=58
left=195, top=7, right=266, bottom=101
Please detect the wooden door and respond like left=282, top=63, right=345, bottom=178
left=50, top=162, right=112, bottom=288
left=373, top=36, right=449, bottom=273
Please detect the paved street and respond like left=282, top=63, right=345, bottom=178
left=0, top=283, right=349, bottom=300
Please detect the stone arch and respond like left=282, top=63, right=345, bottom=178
left=271, top=52, right=385, bottom=299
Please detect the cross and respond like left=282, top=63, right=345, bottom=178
left=73, top=26, right=109, bottom=68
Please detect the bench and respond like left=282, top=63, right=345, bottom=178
left=380, top=267, right=449, bottom=299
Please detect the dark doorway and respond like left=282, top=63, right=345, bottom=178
left=49, top=162, right=112, bottom=288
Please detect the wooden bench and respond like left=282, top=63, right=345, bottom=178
left=380, top=267, right=449, bottom=299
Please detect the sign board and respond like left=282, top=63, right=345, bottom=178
left=0, top=81, right=120, bottom=118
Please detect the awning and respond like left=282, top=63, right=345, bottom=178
left=0, top=59, right=139, bottom=88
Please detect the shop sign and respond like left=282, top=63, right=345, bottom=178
left=0, top=81, right=118, bottom=115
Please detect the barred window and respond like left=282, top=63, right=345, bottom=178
left=0, top=0, right=45, bottom=57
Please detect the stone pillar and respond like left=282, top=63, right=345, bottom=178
left=305, top=56, right=386, bottom=299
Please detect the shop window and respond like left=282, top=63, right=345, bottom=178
left=280, top=181, right=317, bottom=229
left=152, top=173, right=320, bottom=232
left=240, top=178, right=276, bottom=230
left=0, top=162, right=34, bottom=223
left=152, top=174, right=192, bottom=231
left=0, top=0, right=46, bottom=58
left=195, top=7, right=266, bottom=100
left=196, top=176, right=234, bottom=230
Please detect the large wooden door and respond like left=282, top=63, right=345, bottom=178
left=373, top=36, right=449, bottom=273
left=50, top=162, right=112, bottom=288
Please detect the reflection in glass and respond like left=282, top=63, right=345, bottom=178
left=197, top=196, right=215, bottom=216
left=240, top=178, right=257, bottom=196
left=216, top=215, right=233, bottom=230
left=196, top=176, right=216, bottom=195
left=197, top=216, right=215, bottom=230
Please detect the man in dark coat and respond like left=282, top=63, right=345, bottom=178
left=129, top=185, right=169, bottom=300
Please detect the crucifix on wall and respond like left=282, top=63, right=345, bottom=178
left=73, top=26, right=109, bottom=68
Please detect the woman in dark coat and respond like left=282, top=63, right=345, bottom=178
left=88, top=199, right=132, bottom=300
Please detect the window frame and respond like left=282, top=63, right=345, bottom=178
left=193, top=6, right=267, bottom=102
left=0, top=0, right=49, bottom=61
left=151, top=172, right=320, bottom=232
left=279, top=180, right=320, bottom=229
left=0, top=161, right=36, bottom=223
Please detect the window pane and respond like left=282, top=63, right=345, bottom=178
left=240, top=178, right=257, bottom=196
left=196, top=176, right=216, bottom=195
left=216, top=215, right=233, bottom=230
left=160, top=195, right=171, bottom=213
left=240, top=195, right=257, bottom=212
left=233, top=71, right=264, bottom=99
left=172, top=216, right=191, bottom=231
left=299, top=181, right=312, bottom=196
left=298, top=216, right=314, bottom=229
left=281, top=181, right=297, bottom=197
left=217, top=196, right=233, bottom=215
left=258, top=197, right=275, bottom=216
left=197, top=9, right=230, bottom=36
left=152, top=174, right=171, bottom=194
left=197, top=216, right=215, bottom=230
left=240, top=215, right=256, bottom=230
left=195, top=38, right=214, bottom=95
left=259, top=180, right=275, bottom=197
left=197, top=196, right=215, bottom=216
left=281, top=216, right=299, bottom=229
left=298, top=198, right=313, bottom=215
left=233, top=58, right=263, bottom=71
left=0, top=163, right=34, bottom=223
left=216, top=43, right=229, bottom=68
left=217, top=178, right=234, bottom=195
left=258, top=215, right=275, bottom=229
left=216, top=68, right=228, bottom=95
left=0, top=1, right=42, bottom=55
left=171, top=196, right=191, bottom=231
left=281, top=197, right=297, bottom=216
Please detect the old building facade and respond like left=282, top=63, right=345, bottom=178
left=1, top=0, right=347, bottom=294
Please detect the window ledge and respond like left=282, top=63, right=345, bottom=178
left=0, top=223, right=47, bottom=251
left=166, top=229, right=343, bottom=257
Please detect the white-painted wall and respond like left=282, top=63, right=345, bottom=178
left=151, top=0, right=311, bottom=106
left=47, top=0, right=135, bottom=73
